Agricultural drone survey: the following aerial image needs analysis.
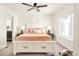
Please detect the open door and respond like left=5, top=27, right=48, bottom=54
left=0, top=13, right=7, bottom=49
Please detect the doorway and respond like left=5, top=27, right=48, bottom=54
left=6, top=14, right=13, bottom=42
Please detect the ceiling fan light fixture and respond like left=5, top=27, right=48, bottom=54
left=22, top=3, right=47, bottom=12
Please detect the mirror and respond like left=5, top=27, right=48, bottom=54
left=6, top=14, right=13, bottom=31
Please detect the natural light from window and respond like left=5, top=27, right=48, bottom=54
left=59, top=13, right=73, bottom=41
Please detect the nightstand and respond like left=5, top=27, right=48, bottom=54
left=16, top=33, right=21, bottom=36
left=47, top=33, right=55, bottom=40
left=7, top=31, right=12, bottom=41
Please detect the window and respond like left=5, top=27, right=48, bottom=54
left=59, top=13, right=73, bottom=40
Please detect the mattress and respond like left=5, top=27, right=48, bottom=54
left=16, top=33, right=52, bottom=41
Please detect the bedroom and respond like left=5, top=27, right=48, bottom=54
left=0, top=3, right=79, bottom=56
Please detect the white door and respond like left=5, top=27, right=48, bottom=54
left=0, top=13, right=7, bottom=49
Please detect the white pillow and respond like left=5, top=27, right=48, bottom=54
left=33, top=29, right=42, bottom=34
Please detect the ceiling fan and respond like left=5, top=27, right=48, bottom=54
left=22, top=3, right=48, bottom=12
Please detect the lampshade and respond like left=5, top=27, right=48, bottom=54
left=21, top=25, right=25, bottom=30
left=47, top=26, right=51, bottom=30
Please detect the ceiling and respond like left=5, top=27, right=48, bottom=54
left=1, top=3, right=66, bottom=15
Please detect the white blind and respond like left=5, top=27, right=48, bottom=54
left=59, top=13, right=73, bottom=40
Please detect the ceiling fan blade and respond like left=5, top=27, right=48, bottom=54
left=27, top=8, right=33, bottom=11
left=22, top=3, right=33, bottom=7
left=37, top=8, right=40, bottom=12
left=37, top=5, right=47, bottom=8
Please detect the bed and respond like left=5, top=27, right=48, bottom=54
left=13, top=26, right=56, bottom=55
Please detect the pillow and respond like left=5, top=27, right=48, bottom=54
left=27, top=27, right=46, bottom=34
left=32, top=28, right=45, bottom=34
left=27, top=28, right=33, bottom=33
left=33, top=29, right=42, bottom=34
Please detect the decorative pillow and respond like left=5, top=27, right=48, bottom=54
left=27, top=28, right=33, bottom=33
left=33, top=28, right=42, bottom=34
left=32, top=28, right=45, bottom=34
left=27, top=27, right=46, bottom=34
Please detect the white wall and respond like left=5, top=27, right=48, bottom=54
left=0, top=12, right=7, bottom=49
left=54, top=4, right=73, bottom=51
left=73, top=4, right=79, bottom=56
left=16, top=12, right=54, bottom=33
left=0, top=4, right=10, bottom=49
left=0, top=4, right=18, bottom=42
left=0, top=4, right=12, bottom=49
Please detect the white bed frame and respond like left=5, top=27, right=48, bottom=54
left=13, top=41, right=56, bottom=55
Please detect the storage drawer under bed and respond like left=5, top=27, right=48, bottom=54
left=13, top=41, right=56, bottom=52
